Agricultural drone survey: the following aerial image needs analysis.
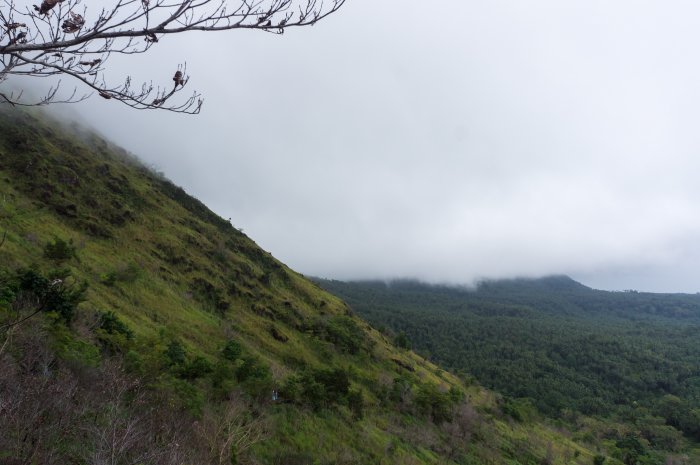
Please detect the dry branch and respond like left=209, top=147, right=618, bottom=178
left=0, top=0, right=345, bottom=113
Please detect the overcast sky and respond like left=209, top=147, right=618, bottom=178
left=45, top=0, right=700, bottom=292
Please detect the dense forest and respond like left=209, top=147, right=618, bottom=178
left=317, top=276, right=700, bottom=456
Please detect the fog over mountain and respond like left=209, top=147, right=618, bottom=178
left=47, top=0, right=700, bottom=292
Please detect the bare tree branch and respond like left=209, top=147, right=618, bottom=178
left=0, top=0, right=345, bottom=113
left=194, top=393, right=269, bottom=464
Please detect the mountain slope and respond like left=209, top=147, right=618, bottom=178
left=316, top=277, right=700, bottom=462
left=0, top=108, right=603, bottom=465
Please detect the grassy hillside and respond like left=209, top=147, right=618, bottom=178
left=316, top=277, right=700, bottom=464
left=0, top=108, right=607, bottom=465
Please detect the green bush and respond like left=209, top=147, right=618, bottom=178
left=323, top=316, right=365, bottom=354
left=165, top=340, right=187, bottom=366
left=100, top=263, right=141, bottom=286
left=614, top=434, right=647, bottom=465
left=448, top=386, right=465, bottom=403
left=389, top=376, right=412, bottom=404
left=347, top=388, right=364, bottom=419
left=97, top=310, right=133, bottom=339
left=10, top=268, right=87, bottom=323
left=235, top=355, right=273, bottom=398
left=235, top=355, right=265, bottom=382
left=180, top=356, right=213, bottom=380
left=281, top=375, right=303, bottom=404
left=415, top=383, right=452, bottom=424
left=285, top=367, right=352, bottom=411
left=315, top=367, right=350, bottom=399
left=211, top=361, right=236, bottom=397
left=95, top=310, right=134, bottom=353
left=222, top=339, right=242, bottom=362
left=43, top=237, right=77, bottom=262
left=394, top=331, right=411, bottom=349
left=502, top=397, right=537, bottom=423
left=124, top=350, right=144, bottom=374
left=299, top=373, right=326, bottom=411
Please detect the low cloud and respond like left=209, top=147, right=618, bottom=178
left=51, top=0, right=700, bottom=292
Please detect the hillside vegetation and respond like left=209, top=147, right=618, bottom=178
left=0, top=108, right=605, bottom=465
left=316, top=276, right=700, bottom=464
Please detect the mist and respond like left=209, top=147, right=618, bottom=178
left=39, top=0, right=700, bottom=292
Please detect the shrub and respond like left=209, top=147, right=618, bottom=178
left=97, top=311, right=133, bottom=339
left=323, top=316, right=365, bottom=354
left=614, top=434, right=647, bottom=465
left=389, top=376, right=412, bottom=405
left=315, top=367, right=350, bottom=399
left=280, top=375, right=303, bottom=404
left=124, top=350, right=144, bottom=374
left=299, top=373, right=326, bottom=411
left=43, top=237, right=77, bottom=262
left=347, top=388, right=364, bottom=419
left=502, top=397, right=537, bottom=423
left=165, top=340, right=187, bottom=366
left=211, top=361, right=236, bottom=398
left=95, top=310, right=134, bottom=353
left=100, top=263, right=141, bottom=286
left=222, top=339, right=242, bottom=362
left=287, top=367, right=352, bottom=411
left=448, top=386, right=465, bottom=404
left=235, top=355, right=264, bottom=382
left=394, top=331, right=411, bottom=349
left=180, top=356, right=214, bottom=380
left=235, top=355, right=273, bottom=399
left=415, top=383, right=452, bottom=424
left=11, top=268, right=87, bottom=323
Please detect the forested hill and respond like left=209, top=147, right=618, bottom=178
left=316, top=277, right=700, bottom=456
left=0, top=108, right=612, bottom=465
left=469, top=275, right=700, bottom=320
left=331, top=275, right=700, bottom=321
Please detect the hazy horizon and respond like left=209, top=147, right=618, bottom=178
left=34, top=0, right=700, bottom=294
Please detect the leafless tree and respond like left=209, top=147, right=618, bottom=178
left=0, top=330, right=202, bottom=465
left=0, top=0, right=345, bottom=113
left=0, top=284, right=44, bottom=358
left=193, top=392, right=269, bottom=464
left=80, top=362, right=202, bottom=465
left=440, top=401, right=479, bottom=459
left=0, top=320, right=80, bottom=465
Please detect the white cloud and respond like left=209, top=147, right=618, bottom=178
left=48, top=0, right=700, bottom=292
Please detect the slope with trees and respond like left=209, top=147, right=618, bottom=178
left=0, top=108, right=609, bottom=464
left=317, top=276, right=700, bottom=463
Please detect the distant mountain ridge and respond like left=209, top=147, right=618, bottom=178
left=476, top=274, right=593, bottom=293
left=325, top=274, right=700, bottom=320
